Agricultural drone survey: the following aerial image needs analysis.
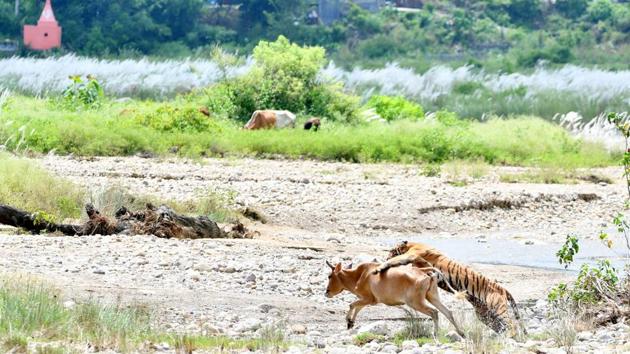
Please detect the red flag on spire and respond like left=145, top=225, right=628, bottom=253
left=24, top=0, right=62, bottom=51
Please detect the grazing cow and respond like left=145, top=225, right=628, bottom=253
left=304, top=117, right=321, bottom=131
left=244, top=110, right=296, bottom=130
left=324, top=261, right=465, bottom=340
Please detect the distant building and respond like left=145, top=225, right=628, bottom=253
left=24, top=0, right=62, bottom=51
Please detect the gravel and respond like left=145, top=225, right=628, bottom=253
left=0, top=156, right=626, bottom=353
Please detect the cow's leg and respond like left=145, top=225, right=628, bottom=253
left=346, top=299, right=373, bottom=329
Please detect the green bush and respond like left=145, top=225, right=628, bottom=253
left=134, top=103, right=221, bottom=133
left=59, top=75, right=105, bottom=111
left=588, top=0, right=615, bottom=23
left=202, top=36, right=361, bottom=123
left=366, top=95, right=424, bottom=122
left=548, top=260, right=619, bottom=305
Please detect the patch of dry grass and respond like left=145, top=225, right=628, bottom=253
left=500, top=168, right=613, bottom=185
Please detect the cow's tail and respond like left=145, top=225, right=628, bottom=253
left=428, top=268, right=466, bottom=300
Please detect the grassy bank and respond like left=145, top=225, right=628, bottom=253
left=0, top=276, right=288, bottom=353
left=0, top=96, right=616, bottom=168
left=0, top=153, right=238, bottom=223
left=0, top=153, right=84, bottom=221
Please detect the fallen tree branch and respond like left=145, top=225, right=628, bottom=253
left=0, top=203, right=255, bottom=239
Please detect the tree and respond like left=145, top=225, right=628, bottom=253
left=507, top=0, right=542, bottom=26
left=587, top=0, right=615, bottom=23
left=555, top=0, right=589, bottom=19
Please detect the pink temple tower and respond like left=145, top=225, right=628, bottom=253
left=24, top=0, right=62, bottom=50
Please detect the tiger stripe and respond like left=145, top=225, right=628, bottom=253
left=381, top=241, right=526, bottom=335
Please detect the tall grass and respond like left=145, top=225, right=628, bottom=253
left=558, top=112, right=629, bottom=152
left=0, top=55, right=252, bottom=100
left=0, top=276, right=288, bottom=352
left=0, top=153, right=84, bottom=220
left=0, top=153, right=237, bottom=223
left=323, top=62, right=630, bottom=119
left=0, top=96, right=615, bottom=167
left=0, top=276, right=151, bottom=351
left=1, top=55, right=628, bottom=119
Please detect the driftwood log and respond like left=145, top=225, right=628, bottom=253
left=0, top=203, right=255, bottom=239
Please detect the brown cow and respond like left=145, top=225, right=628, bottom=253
left=325, top=261, right=465, bottom=340
left=304, top=117, right=321, bottom=131
left=244, top=110, right=296, bottom=130
left=244, top=111, right=276, bottom=130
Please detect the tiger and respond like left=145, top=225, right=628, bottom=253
left=373, top=241, right=526, bottom=335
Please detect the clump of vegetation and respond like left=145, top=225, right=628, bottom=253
left=459, top=311, right=503, bottom=354
left=393, top=308, right=435, bottom=343
left=366, top=95, right=424, bottom=122
left=420, top=164, right=441, bottom=177
left=0, top=276, right=289, bottom=352
left=134, top=103, right=221, bottom=133
left=59, top=75, right=105, bottom=111
left=556, top=234, right=580, bottom=269
left=0, top=153, right=84, bottom=221
left=442, top=159, right=489, bottom=185
left=0, top=96, right=615, bottom=167
left=547, top=112, right=630, bottom=328
left=88, top=185, right=239, bottom=224
left=202, top=36, right=361, bottom=123
left=545, top=307, right=579, bottom=354
left=549, top=260, right=619, bottom=305
left=255, top=321, right=288, bottom=351
left=353, top=332, right=384, bottom=346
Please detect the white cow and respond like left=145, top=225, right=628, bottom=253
left=244, top=110, right=296, bottom=130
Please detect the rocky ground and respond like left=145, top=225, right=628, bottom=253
left=1, top=156, right=629, bottom=353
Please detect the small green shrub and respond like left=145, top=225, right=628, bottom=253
left=420, top=164, right=441, bottom=177
left=366, top=95, right=424, bottom=122
left=548, top=260, right=619, bottom=305
left=353, top=332, right=384, bottom=346
left=453, top=81, right=485, bottom=95
left=433, top=110, right=464, bottom=126
left=60, top=75, right=105, bottom=111
left=134, top=103, right=222, bottom=133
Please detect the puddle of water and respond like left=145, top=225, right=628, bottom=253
left=383, top=237, right=629, bottom=273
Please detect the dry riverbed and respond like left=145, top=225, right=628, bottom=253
left=1, top=156, right=629, bottom=353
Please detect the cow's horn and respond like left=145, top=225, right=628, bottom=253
left=326, top=260, right=335, bottom=269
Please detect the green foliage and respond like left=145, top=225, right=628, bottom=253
left=555, top=0, right=589, bottom=19
left=508, top=0, right=542, bottom=26
left=134, top=103, right=221, bottom=133
left=453, top=81, right=484, bottom=95
left=433, top=110, right=464, bottom=127
left=0, top=153, right=84, bottom=220
left=548, top=260, right=619, bottom=305
left=0, top=96, right=616, bottom=167
left=366, top=95, right=424, bottom=122
left=2, top=0, right=629, bottom=71
left=353, top=332, right=384, bottom=346
left=421, top=164, right=441, bottom=177
left=588, top=0, right=615, bottom=22
left=556, top=235, right=580, bottom=269
left=202, top=36, right=360, bottom=122
left=60, top=75, right=105, bottom=111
